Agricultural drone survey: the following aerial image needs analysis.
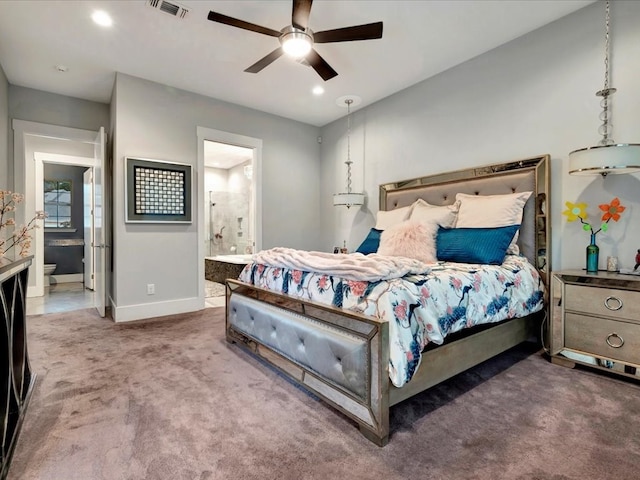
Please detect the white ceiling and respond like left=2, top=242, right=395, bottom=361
left=0, top=0, right=595, bottom=127
left=204, top=140, right=252, bottom=169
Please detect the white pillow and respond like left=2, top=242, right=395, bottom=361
left=375, top=204, right=412, bottom=230
left=454, top=191, right=532, bottom=255
left=377, top=220, right=438, bottom=263
left=410, top=199, right=458, bottom=228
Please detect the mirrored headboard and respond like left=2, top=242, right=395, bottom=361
left=379, top=155, right=550, bottom=284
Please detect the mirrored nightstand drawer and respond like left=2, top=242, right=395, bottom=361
left=564, top=284, right=640, bottom=324
left=565, top=312, right=640, bottom=365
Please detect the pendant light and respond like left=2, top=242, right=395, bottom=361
left=333, top=96, right=365, bottom=208
left=568, top=0, right=640, bottom=176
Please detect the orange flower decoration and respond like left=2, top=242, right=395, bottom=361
left=599, top=197, right=625, bottom=222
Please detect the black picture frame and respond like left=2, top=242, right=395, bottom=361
left=125, top=157, right=192, bottom=223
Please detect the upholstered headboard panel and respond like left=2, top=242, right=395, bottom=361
left=379, top=156, right=549, bottom=277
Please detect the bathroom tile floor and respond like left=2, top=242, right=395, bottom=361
left=205, top=280, right=226, bottom=309
left=27, top=282, right=95, bottom=316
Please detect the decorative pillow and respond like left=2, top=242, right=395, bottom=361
left=454, top=191, right=532, bottom=254
left=375, top=204, right=412, bottom=230
left=377, top=220, right=438, bottom=263
left=355, top=228, right=383, bottom=255
left=410, top=199, right=458, bottom=228
left=436, top=225, right=520, bottom=265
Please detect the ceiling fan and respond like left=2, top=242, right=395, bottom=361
left=207, top=0, right=383, bottom=81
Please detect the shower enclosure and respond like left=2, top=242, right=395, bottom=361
left=207, top=190, right=252, bottom=257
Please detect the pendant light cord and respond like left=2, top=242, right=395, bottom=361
left=345, top=99, right=353, bottom=194
left=597, top=0, right=615, bottom=146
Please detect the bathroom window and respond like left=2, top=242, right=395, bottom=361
left=44, top=179, right=72, bottom=228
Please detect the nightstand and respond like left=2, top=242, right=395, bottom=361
left=550, top=270, right=640, bottom=379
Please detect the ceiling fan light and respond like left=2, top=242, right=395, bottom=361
left=281, top=32, right=311, bottom=58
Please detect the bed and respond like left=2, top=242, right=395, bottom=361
left=225, top=155, right=550, bottom=446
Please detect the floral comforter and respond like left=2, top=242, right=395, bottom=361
left=238, top=254, right=545, bottom=388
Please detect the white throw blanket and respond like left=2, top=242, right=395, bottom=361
left=252, top=247, right=431, bottom=282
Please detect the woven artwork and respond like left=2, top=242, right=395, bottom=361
left=134, top=166, right=185, bottom=215
left=125, top=157, right=192, bottom=223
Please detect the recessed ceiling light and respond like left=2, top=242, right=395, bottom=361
left=312, top=86, right=324, bottom=96
left=55, top=65, right=69, bottom=73
left=92, top=10, right=113, bottom=27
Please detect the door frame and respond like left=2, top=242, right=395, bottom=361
left=13, top=120, right=105, bottom=299
left=196, top=127, right=262, bottom=302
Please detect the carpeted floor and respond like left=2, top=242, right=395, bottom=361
left=9, top=308, right=640, bottom=480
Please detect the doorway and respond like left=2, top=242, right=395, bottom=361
left=204, top=141, right=254, bottom=257
left=196, top=127, right=262, bottom=307
left=13, top=120, right=108, bottom=316
left=32, top=155, right=96, bottom=314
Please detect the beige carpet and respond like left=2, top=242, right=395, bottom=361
left=10, top=308, right=640, bottom=480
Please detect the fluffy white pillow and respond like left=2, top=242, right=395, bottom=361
left=410, top=199, right=458, bottom=228
left=375, top=204, right=412, bottom=230
left=377, top=220, right=438, bottom=263
left=454, top=191, right=532, bottom=255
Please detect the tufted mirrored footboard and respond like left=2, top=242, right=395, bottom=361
left=225, top=279, right=391, bottom=445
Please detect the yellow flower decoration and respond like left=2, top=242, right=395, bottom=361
left=562, top=201, right=588, bottom=222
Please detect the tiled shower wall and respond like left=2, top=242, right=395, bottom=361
left=204, top=163, right=252, bottom=256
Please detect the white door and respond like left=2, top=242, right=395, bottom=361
left=93, top=127, right=106, bottom=317
left=83, top=169, right=94, bottom=290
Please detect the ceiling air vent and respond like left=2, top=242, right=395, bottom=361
left=147, top=0, right=189, bottom=19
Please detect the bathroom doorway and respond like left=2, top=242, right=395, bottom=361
left=32, top=155, right=96, bottom=314
left=196, top=127, right=262, bottom=307
left=204, top=142, right=254, bottom=257
left=14, top=121, right=108, bottom=316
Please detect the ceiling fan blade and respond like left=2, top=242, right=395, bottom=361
left=305, top=49, right=338, bottom=81
left=314, top=22, right=383, bottom=43
left=244, top=48, right=285, bottom=74
left=207, top=11, right=281, bottom=37
left=292, top=0, right=313, bottom=30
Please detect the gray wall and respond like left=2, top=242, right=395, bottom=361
left=0, top=65, right=8, bottom=190
left=111, top=73, right=321, bottom=313
left=43, top=164, right=87, bottom=275
left=320, top=1, right=640, bottom=272
left=9, top=85, right=110, bottom=131
left=9, top=86, right=110, bottom=192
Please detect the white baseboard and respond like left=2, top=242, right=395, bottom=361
left=51, top=273, right=83, bottom=284
left=112, top=296, right=205, bottom=323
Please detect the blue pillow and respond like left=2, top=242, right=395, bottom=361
left=436, top=225, right=520, bottom=265
left=356, top=228, right=383, bottom=255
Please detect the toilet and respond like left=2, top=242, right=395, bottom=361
left=44, top=264, right=56, bottom=287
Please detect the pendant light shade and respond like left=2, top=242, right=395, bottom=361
left=569, top=144, right=640, bottom=175
left=568, top=1, right=640, bottom=177
left=333, top=96, right=365, bottom=208
left=332, top=192, right=365, bottom=207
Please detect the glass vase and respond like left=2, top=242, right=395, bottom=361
left=586, top=233, right=599, bottom=273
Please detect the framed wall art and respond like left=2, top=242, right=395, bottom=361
left=125, top=157, right=192, bottom=223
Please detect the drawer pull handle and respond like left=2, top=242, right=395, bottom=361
left=604, top=296, right=623, bottom=311
left=606, top=333, right=624, bottom=348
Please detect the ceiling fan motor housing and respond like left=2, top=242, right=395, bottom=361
left=279, top=25, right=314, bottom=57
